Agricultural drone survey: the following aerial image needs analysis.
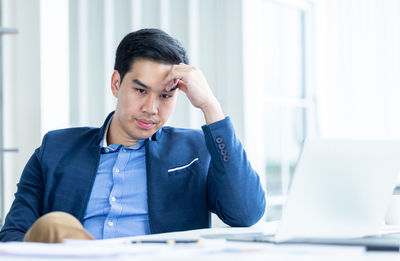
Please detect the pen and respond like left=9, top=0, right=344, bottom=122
left=366, top=245, right=400, bottom=252
left=131, top=239, right=201, bottom=244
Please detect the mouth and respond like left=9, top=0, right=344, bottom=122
left=135, top=118, right=156, bottom=130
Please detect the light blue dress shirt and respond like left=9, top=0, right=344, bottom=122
left=83, top=119, right=150, bottom=239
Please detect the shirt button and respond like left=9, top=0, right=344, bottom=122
left=115, top=168, right=119, bottom=173
left=216, top=137, right=223, bottom=144
left=111, top=197, right=116, bottom=202
left=105, top=148, right=110, bottom=153
left=108, top=221, right=114, bottom=227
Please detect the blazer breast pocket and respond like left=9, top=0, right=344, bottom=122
left=167, top=158, right=200, bottom=176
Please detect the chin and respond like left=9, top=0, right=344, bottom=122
left=132, top=128, right=158, bottom=140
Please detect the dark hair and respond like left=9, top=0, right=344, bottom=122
left=114, top=28, right=189, bottom=82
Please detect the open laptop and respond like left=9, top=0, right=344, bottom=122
left=227, top=139, right=400, bottom=249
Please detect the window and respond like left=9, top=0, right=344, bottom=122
left=0, top=25, right=19, bottom=225
left=243, top=0, right=317, bottom=221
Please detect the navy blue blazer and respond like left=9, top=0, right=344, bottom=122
left=0, top=112, right=266, bottom=241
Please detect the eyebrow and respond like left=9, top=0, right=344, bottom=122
left=169, top=85, right=179, bottom=92
left=133, top=79, right=150, bottom=89
left=133, top=79, right=178, bottom=92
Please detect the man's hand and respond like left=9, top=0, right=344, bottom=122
left=163, top=63, right=225, bottom=124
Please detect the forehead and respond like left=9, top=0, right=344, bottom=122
left=127, top=58, right=173, bottom=79
left=122, top=59, right=175, bottom=91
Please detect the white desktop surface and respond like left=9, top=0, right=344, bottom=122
left=1, top=222, right=400, bottom=260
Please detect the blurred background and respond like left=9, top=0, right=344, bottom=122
left=0, top=0, right=399, bottom=225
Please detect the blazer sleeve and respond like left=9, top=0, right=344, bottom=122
left=0, top=135, right=46, bottom=242
left=202, top=117, right=266, bottom=227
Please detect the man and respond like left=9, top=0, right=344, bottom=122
left=0, top=28, right=266, bottom=242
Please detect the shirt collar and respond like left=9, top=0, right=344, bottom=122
left=100, top=115, right=113, bottom=148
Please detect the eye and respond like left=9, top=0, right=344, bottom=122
left=161, top=93, right=172, bottom=99
left=135, top=88, right=146, bottom=94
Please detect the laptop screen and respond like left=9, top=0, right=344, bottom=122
left=275, top=139, right=400, bottom=241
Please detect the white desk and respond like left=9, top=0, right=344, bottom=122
left=1, top=222, right=400, bottom=260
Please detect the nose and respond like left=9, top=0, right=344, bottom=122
left=142, top=94, right=158, bottom=115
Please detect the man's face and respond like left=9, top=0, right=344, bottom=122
left=111, top=58, right=178, bottom=141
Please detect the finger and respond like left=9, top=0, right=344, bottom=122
left=177, top=79, right=188, bottom=93
left=164, top=79, right=173, bottom=91
left=165, top=78, right=180, bottom=91
left=162, top=64, right=190, bottom=85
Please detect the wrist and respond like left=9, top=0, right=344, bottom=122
left=200, top=99, right=225, bottom=124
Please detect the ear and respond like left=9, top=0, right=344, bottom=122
left=111, top=70, right=121, bottom=98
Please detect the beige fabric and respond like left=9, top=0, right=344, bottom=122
left=23, top=211, right=94, bottom=243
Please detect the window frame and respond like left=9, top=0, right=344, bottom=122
left=242, top=0, right=317, bottom=221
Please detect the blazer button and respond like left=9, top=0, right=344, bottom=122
left=218, top=143, right=225, bottom=150
left=223, top=155, right=230, bottom=162
left=216, top=137, right=223, bottom=144
left=221, top=149, right=227, bottom=156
